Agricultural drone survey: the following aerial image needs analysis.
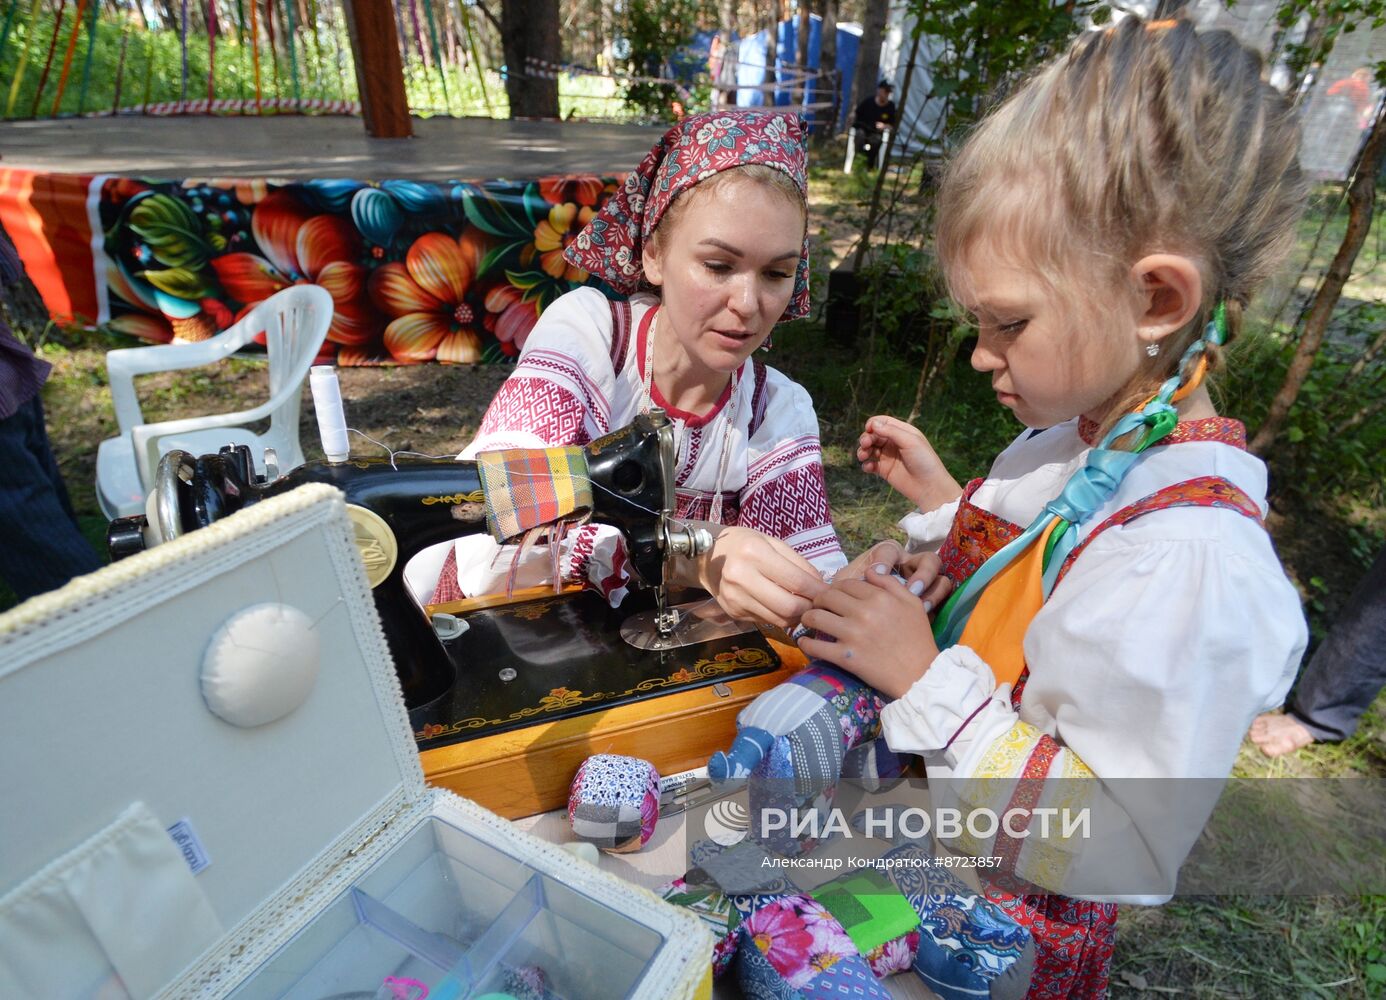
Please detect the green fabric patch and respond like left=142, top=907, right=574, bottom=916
left=811, top=871, right=920, bottom=954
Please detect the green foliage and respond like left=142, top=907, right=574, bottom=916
left=1275, top=0, right=1386, bottom=87
left=1217, top=320, right=1386, bottom=509
left=0, top=9, right=362, bottom=117
left=904, top=0, right=1101, bottom=133
left=0, top=7, right=610, bottom=120
left=846, top=0, right=1098, bottom=403
left=1116, top=895, right=1386, bottom=997
left=615, top=0, right=711, bottom=118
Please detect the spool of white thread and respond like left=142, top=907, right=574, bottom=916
left=309, top=365, right=350, bottom=463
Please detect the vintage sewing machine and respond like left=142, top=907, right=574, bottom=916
left=107, top=411, right=806, bottom=818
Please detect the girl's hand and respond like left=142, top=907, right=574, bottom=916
left=857, top=415, right=963, bottom=512
left=688, top=525, right=828, bottom=630
left=835, top=542, right=954, bottom=615
left=798, top=569, right=941, bottom=698
left=896, top=550, right=954, bottom=613
left=836, top=539, right=907, bottom=585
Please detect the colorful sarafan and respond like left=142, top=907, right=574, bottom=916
left=0, top=168, right=621, bottom=365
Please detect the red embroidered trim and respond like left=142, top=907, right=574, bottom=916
left=1078, top=414, right=1248, bottom=449
left=936, top=478, right=1022, bottom=586
left=994, top=735, right=1061, bottom=875
left=739, top=462, right=834, bottom=553
left=477, top=378, right=592, bottom=444
left=637, top=306, right=737, bottom=427
left=749, top=359, right=769, bottom=436
left=1054, top=475, right=1264, bottom=586
left=608, top=297, right=632, bottom=375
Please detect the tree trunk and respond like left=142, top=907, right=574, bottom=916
left=501, top=0, right=559, bottom=118
left=763, top=0, right=778, bottom=99
left=0, top=221, right=52, bottom=341
left=157, top=0, right=180, bottom=33
left=818, top=0, right=838, bottom=132
left=848, top=0, right=886, bottom=120
left=1250, top=106, right=1386, bottom=455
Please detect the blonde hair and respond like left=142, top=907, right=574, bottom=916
left=648, top=163, right=806, bottom=256
left=936, top=17, right=1308, bottom=431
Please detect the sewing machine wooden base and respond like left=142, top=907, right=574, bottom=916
left=415, top=586, right=807, bottom=819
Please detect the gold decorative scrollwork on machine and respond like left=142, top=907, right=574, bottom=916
left=421, top=490, right=486, bottom=505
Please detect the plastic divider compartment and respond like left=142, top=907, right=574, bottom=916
left=226, top=814, right=665, bottom=1000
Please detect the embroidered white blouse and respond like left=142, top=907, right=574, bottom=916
left=880, top=417, right=1307, bottom=902
left=447, top=286, right=846, bottom=602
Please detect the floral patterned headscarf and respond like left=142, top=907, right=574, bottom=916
left=563, top=110, right=812, bottom=322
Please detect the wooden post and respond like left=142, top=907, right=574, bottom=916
left=342, top=0, right=412, bottom=138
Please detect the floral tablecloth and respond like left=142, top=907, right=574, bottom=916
left=0, top=168, right=620, bottom=364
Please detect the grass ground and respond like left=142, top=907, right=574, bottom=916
left=5, top=151, right=1385, bottom=997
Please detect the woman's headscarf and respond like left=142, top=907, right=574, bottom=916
left=562, top=109, right=812, bottom=322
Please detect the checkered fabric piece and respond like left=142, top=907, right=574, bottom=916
left=478, top=445, right=593, bottom=543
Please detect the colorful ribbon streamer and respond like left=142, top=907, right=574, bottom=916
left=49, top=0, right=90, bottom=115
left=29, top=0, right=69, bottom=117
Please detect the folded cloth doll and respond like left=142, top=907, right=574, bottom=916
left=881, top=842, right=1035, bottom=1000
left=708, top=662, right=887, bottom=784
left=706, top=662, right=901, bottom=856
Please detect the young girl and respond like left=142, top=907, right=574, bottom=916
left=799, top=19, right=1309, bottom=997
left=431, top=110, right=845, bottom=627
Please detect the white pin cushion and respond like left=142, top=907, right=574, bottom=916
left=201, top=603, right=322, bottom=728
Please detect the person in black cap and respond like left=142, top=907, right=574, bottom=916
left=852, top=80, right=897, bottom=166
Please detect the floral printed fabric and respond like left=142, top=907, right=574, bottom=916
left=96, top=173, right=619, bottom=364
left=562, top=110, right=812, bottom=322
left=780, top=662, right=888, bottom=754
left=737, top=894, right=887, bottom=996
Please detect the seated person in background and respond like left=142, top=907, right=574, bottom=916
left=1250, top=542, right=1386, bottom=756
left=852, top=80, right=896, bottom=164
left=430, top=109, right=846, bottom=629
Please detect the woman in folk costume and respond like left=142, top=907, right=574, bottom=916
left=799, top=19, right=1309, bottom=997
left=432, top=110, right=846, bottom=627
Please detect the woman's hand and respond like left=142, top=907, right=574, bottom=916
left=836, top=541, right=954, bottom=613
left=857, top=415, right=963, bottom=512
left=799, top=568, right=941, bottom=699
left=677, top=525, right=828, bottom=630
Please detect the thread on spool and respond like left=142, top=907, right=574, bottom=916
left=309, top=365, right=350, bottom=462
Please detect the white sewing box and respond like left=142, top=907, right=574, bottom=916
left=0, top=484, right=711, bottom=1000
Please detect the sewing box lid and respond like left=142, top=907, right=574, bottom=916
left=0, top=486, right=438, bottom=992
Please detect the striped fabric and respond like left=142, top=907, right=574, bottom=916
left=477, top=445, right=593, bottom=543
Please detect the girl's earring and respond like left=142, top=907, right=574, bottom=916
left=1145, top=341, right=1161, bottom=358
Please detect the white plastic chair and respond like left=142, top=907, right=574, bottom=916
left=844, top=127, right=891, bottom=173
left=96, top=285, right=334, bottom=519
